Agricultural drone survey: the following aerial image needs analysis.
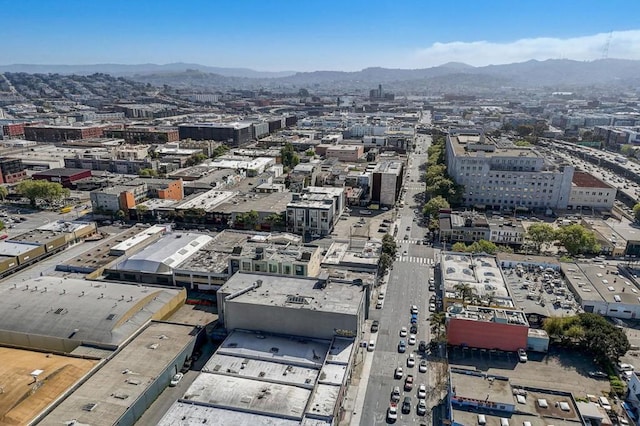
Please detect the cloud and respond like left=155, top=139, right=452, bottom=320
left=413, top=30, right=640, bottom=67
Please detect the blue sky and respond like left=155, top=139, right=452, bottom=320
left=2, top=0, right=640, bottom=71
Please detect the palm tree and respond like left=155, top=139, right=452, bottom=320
left=0, top=186, right=8, bottom=202
left=453, top=283, right=477, bottom=304
left=429, top=312, right=446, bottom=339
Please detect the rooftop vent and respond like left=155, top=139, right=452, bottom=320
left=286, top=295, right=308, bottom=304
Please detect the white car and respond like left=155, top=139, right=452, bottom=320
left=419, top=360, right=428, bottom=373
left=407, top=353, right=415, bottom=367
left=410, top=305, right=419, bottom=314
left=417, top=399, right=427, bottom=415
left=367, top=340, right=375, bottom=352
left=399, top=327, right=407, bottom=337
left=417, top=384, right=427, bottom=399
left=518, top=348, right=528, bottom=362
left=378, top=291, right=385, bottom=300
left=170, top=372, right=184, bottom=387
left=429, top=303, right=436, bottom=312
left=394, top=366, right=403, bottom=379
left=408, top=335, right=416, bottom=345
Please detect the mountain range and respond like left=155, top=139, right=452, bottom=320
left=2, top=59, right=640, bottom=90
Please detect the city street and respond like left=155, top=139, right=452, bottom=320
left=359, top=117, right=440, bottom=425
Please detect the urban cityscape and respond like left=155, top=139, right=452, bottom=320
left=3, top=2, right=640, bottom=426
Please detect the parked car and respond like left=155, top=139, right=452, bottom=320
left=170, top=372, right=184, bottom=387
left=418, top=340, right=427, bottom=352
left=417, top=384, right=426, bottom=399
left=391, top=386, right=401, bottom=402
left=394, top=366, right=404, bottom=379
left=399, top=327, right=407, bottom=337
left=376, top=300, right=383, bottom=309
left=410, top=305, right=419, bottom=314
left=404, top=375, right=414, bottom=391
left=402, top=396, right=412, bottom=414
left=387, top=403, right=398, bottom=423
left=417, top=399, right=427, bottom=416
left=419, top=360, right=428, bottom=373
left=410, top=324, right=418, bottom=334
left=367, top=340, right=375, bottom=352
left=371, top=320, right=379, bottom=333
left=588, top=371, right=608, bottom=379
left=398, top=340, right=407, bottom=353
left=408, top=335, right=416, bottom=345
left=407, top=353, right=415, bottom=367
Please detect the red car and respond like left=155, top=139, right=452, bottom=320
left=404, top=374, right=414, bottom=391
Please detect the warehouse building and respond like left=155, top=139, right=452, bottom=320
left=32, top=168, right=92, bottom=188
left=39, top=321, right=199, bottom=426
left=0, top=276, right=185, bottom=352
left=158, top=330, right=354, bottom=425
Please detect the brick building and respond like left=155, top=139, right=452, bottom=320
left=0, top=158, right=27, bottom=183
left=32, top=168, right=92, bottom=188
left=104, top=127, right=179, bottom=144
left=24, top=125, right=105, bottom=142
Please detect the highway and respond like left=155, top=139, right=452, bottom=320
left=360, top=116, right=439, bottom=425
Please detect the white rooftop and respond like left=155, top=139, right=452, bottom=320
left=109, top=225, right=167, bottom=255
left=176, top=189, right=237, bottom=211
left=158, top=402, right=300, bottom=426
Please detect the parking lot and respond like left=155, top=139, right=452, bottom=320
left=331, top=209, right=397, bottom=240
left=449, top=346, right=610, bottom=396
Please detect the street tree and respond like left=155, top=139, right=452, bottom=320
left=382, top=233, right=397, bottom=257
left=378, top=253, right=393, bottom=276
left=16, top=180, right=69, bottom=208
left=211, top=144, right=229, bottom=158
left=556, top=223, right=600, bottom=255
left=281, top=142, right=300, bottom=171
left=138, top=168, right=158, bottom=177
left=423, top=196, right=450, bottom=218
left=633, top=202, right=640, bottom=222
left=0, top=186, right=8, bottom=201
left=526, top=223, right=557, bottom=253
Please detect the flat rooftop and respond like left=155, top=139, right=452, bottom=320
left=182, top=374, right=311, bottom=420
left=442, top=252, right=511, bottom=299
left=41, top=322, right=197, bottom=426
left=216, top=191, right=293, bottom=215
left=572, top=170, right=613, bottom=189
left=0, top=240, right=40, bottom=256
left=109, top=224, right=167, bottom=255
left=9, top=228, right=67, bottom=245
left=562, top=262, right=640, bottom=305
left=158, top=402, right=300, bottom=426
left=175, top=189, right=237, bottom=211
left=33, top=168, right=89, bottom=177
left=0, top=347, right=98, bottom=426
left=222, top=272, right=364, bottom=316
left=216, top=330, right=331, bottom=369
left=321, top=240, right=380, bottom=268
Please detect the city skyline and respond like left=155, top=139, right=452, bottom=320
left=2, top=0, right=640, bottom=72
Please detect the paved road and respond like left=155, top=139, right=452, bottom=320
left=359, top=126, right=438, bottom=425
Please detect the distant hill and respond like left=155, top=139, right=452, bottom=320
left=0, top=63, right=296, bottom=79
left=2, top=59, right=640, bottom=91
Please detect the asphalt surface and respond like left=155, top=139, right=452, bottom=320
left=360, top=126, right=440, bottom=425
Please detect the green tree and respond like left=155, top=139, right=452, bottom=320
left=621, top=145, right=636, bottom=157
left=0, top=220, right=4, bottom=231
left=454, top=283, right=478, bottom=304
left=138, top=168, right=158, bottom=177
left=236, top=210, right=259, bottom=229
left=556, top=224, right=600, bottom=255
left=634, top=203, right=640, bottom=222
left=136, top=205, right=149, bottom=221
left=211, top=144, right=229, bottom=158
left=382, top=233, right=397, bottom=257
left=16, top=180, right=69, bottom=208
left=468, top=240, right=498, bottom=254
left=429, top=311, right=447, bottom=341
left=281, top=142, right=300, bottom=170
left=184, top=153, right=208, bottom=167
left=526, top=223, right=557, bottom=253
left=265, top=213, right=285, bottom=229
left=516, top=125, right=533, bottom=137
left=305, top=149, right=315, bottom=157
left=0, top=186, right=8, bottom=201
left=378, top=252, right=393, bottom=276
left=298, top=88, right=310, bottom=98
left=115, top=210, right=126, bottom=221
left=423, top=196, right=450, bottom=218
left=451, top=242, right=467, bottom=252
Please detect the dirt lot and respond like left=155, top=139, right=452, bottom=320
left=448, top=346, right=610, bottom=397
left=0, top=347, right=98, bottom=425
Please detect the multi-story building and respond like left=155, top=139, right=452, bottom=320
left=286, top=187, right=345, bottom=238
left=104, top=127, right=179, bottom=144
left=446, top=129, right=574, bottom=211
left=371, top=160, right=404, bottom=206
left=325, top=144, right=364, bottom=162
left=178, top=123, right=253, bottom=147
left=0, top=158, right=26, bottom=183
left=24, top=125, right=105, bottom=142
left=1, top=123, right=25, bottom=139
left=90, top=178, right=183, bottom=212
left=567, top=171, right=616, bottom=211
left=64, top=157, right=158, bottom=174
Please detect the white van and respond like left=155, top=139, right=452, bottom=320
left=500, top=418, right=510, bottom=426
left=477, top=414, right=486, bottom=425
left=598, top=396, right=611, bottom=410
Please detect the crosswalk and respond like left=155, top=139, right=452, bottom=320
left=394, top=238, right=423, bottom=244
left=395, top=256, right=436, bottom=265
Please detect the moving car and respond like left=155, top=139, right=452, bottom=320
left=394, top=366, right=404, bottom=379
left=518, top=348, right=528, bottom=362
left=391, top=386, right=401, bottom=402
left=417, top=399, right=427, bottom=416
left=407, top=353, right=415, bottom=367
left=404, top=375, right=414, bottom=391
left=417, top=384, right=426, bottom=399
left=387, top=403, right=398, bottom=422
left=402, top=396, right=412, bottom=414
left=170, top=372, right=184, bottom=387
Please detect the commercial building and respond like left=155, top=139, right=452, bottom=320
left=105, top=232, right=214, bottom=285
left=104, top=127, right=179, bottom=144
left=1, top=122, right=25, bottom=139
left=561, top=262, right=640, bottom=319
left=178, top=122, right=253, bottom=147
left=216, top=271, right=367, bottom=339
left=324, top=144, right=364, bottom=162
left=159, top=330, right=354, bottom=425
left=0, top=276, right=185, bottom=352
left=90, top=178, right=183, bottom=212
left=449, top=368, right=584, bottom=426
left=446, top=130, right=574, bottom=211
left=0, top=157, right=26, bottom=183
left=40, top=321, right=199, bottom=426
left=64, top=157, right=159, bottom=174
left=32, top=168, right=91, bottom=188
left=24, top=125, right=105, bottom=142
left=567, top=171, right=616, bottom=211
left=286, top=187, right=345, bottom=238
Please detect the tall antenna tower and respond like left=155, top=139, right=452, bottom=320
left=602, top=31, right=613, bottom=60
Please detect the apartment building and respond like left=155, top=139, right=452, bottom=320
left=104, top=127, right=179, bottom=144
left=286, top=187, right=345, bottom=238
left=446, top=129, right=574, bottom=211
left=370, top=160, right=404, bottom=206
left=567, top=171, right=616, bottom=210
left=24, top=125, right=105, bottom=142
